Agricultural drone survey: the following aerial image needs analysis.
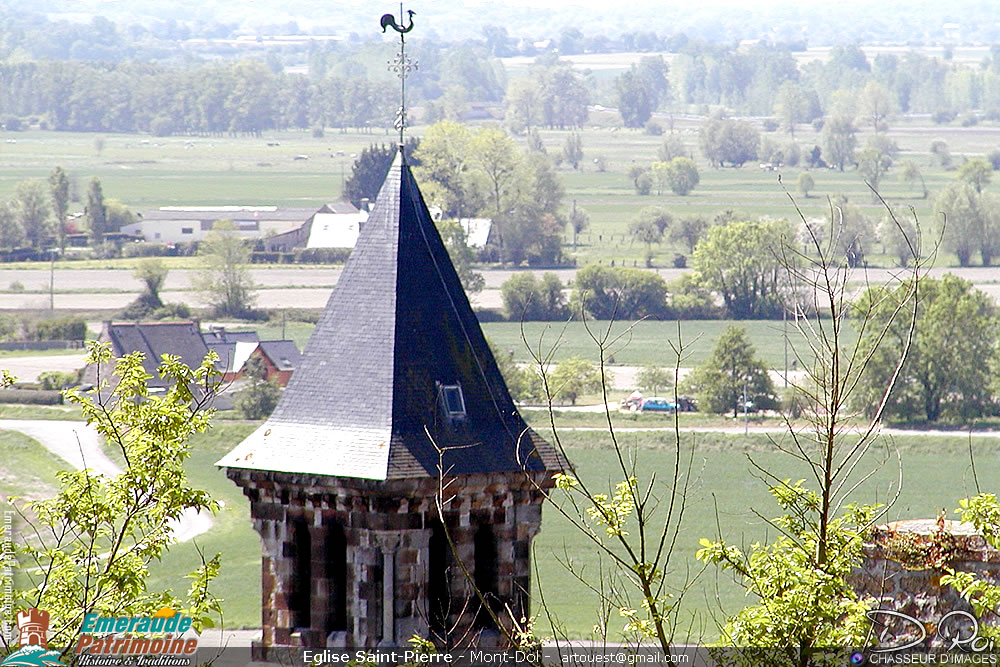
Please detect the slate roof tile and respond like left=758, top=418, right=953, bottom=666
left=218, top=149, right=564, bottom=480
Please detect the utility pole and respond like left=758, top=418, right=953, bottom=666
left=783, top=307, right=788, bottom=388
left=49, top=253, right=55, bottom=311
left=743, top=382, right=749, bottom=436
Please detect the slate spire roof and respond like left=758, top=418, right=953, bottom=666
left=218, top=148, right=562, bottom=480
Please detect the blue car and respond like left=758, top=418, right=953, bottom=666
left=640, top=397, right=677, bottom=412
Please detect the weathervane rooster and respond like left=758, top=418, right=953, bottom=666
left=381, top=9, right=415, bottom=34
left=383, top=6, right=417, bottom=144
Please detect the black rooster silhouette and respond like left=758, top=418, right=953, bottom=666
left=381, top=10, right=415, bottom=34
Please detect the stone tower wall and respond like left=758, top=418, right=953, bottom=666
left=228, top=469, right=550, bottom=652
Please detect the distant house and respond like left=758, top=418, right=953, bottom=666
left=246, top=340, right=302, bottom=387
left=121, top=206, right=320, bottom=244
left=202, top=327, right=262, bottom=381
left=83, top=321, right=302, bottom=397
left=202, top=327, right=301, bottom=387
left=262, top=202, right=368, bottom=252
left=83, top=321, right=212, bottom=396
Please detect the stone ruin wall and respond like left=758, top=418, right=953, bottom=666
left=851, top=518, right=1000, bottom=647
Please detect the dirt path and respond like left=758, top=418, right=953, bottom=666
left=0, top=419, right=213, bottom=542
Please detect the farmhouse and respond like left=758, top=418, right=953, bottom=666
left=262, top=202, right=371, bottom=252
left=84, top=321, right=300, bottom=390
left=217, top=147, right=564, bottom=652
left=121, top=206, right=327, bottom=244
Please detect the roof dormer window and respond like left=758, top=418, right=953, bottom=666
left=438, top=383, right=467, bottom=421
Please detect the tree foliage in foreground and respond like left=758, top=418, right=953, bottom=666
left=2, top=343, right=222, bottom=654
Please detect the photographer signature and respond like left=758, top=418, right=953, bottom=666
left=867, top=609, right=996, bottom=653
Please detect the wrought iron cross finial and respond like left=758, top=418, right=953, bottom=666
left=382, top=5, right=418, bottom=145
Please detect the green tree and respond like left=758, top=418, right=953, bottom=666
left=629, top=207, right=671, bottom=266
left=797, top=171, right=815, bottom=197
left=821, top=116, right=857, bottom=172
left=104, top=199, right=135, bottom=234
left=569, top=205, right=589, bottom=248
left=697, top=197, right=922, bottom=660
left=636, top=365, right=673, bottom=394
left=959, top=158, right=993, bottom=193
left=773, top=80, right=807, bottom=136
left=13, top=180, right=51, bottom=249
left=235, top=356, right=281, bottom=420
left=48, top=166, right=70, bottom=252
left=616, top=68, right=654, bottom=128
left=192, top=220, right=258, bottom=318
left=878, top=208, right=919, bottom=267
left=821, top=116, right=858, bottom=171
left=657, top=135, right=686, bottom=162
left=699, top=115, right=760, bottom=167
left=489, top=340, right=541, bottom=403
left=829, top=196, right=874, bottom=268
left=472, top=126, right=521, bottom=219
left=684, top=325, right=776, bottom=417
left=414, top=121, right=482, bottom=219
left=550, top=356, right=604, bottom=405
left=0, top=203, right=24, bottom=249
left=857, top=80, right=895, bottom=133
left=669, top=215, right=710, bottom=254
left=435, top=219, right=485, bottom=294
left=664, top=157, right=699, bottom=195
left=562, top=132, right=583, bottom=170
left=86, top=177, right=108, bottom=245
left=344, top=140, right=419, bottom=209
left=853, top=275, right=998, bottom=421
left=629, top=217, right=664, bottom=258
left=500, top=272, right=566, bottom=321
left=856, top=137, right=896, bottom=197
left=899, top=159, right=928, bottom=198
left=504, top=77, right=541, bottom=133
left=930, top=139, right=952, bottom=168
left=933, top=182, right=982, bottom=266
left=572, top=265, right=669, bottom=320
left=135, top=259, right=168, bottom=300
left=7, top=342, right=223, bottom=651
left=692, top=219, right=791, bottom=318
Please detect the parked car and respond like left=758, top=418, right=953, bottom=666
left=639, top=397, right=676, bottom=412
left=676, top=396, right=697, bottom=412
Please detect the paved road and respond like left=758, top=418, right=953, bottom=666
left=0, top=419, right=213, bottom=542
left=2, top=264, right=999, bottom=313
left=0, top=353, right=87, bottom=383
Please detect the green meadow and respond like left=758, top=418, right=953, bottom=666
left=4, top=421, right=996, bottom=637
left=0, top=114, right=995, bottom=270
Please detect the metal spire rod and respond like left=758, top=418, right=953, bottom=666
left=382, top=5, right=417, bottom=145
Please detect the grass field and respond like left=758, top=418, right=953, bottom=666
left=0, top=430, right=66, bottom=498
left=481, top=318, right=856, bottom=369
left=240, top=318, right=857, bottom=370
left=2, top=417, right=997, bottom=638
left=0, top=115, right=996, bottom=272
left=531, top=429, right=1000, bottom=640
